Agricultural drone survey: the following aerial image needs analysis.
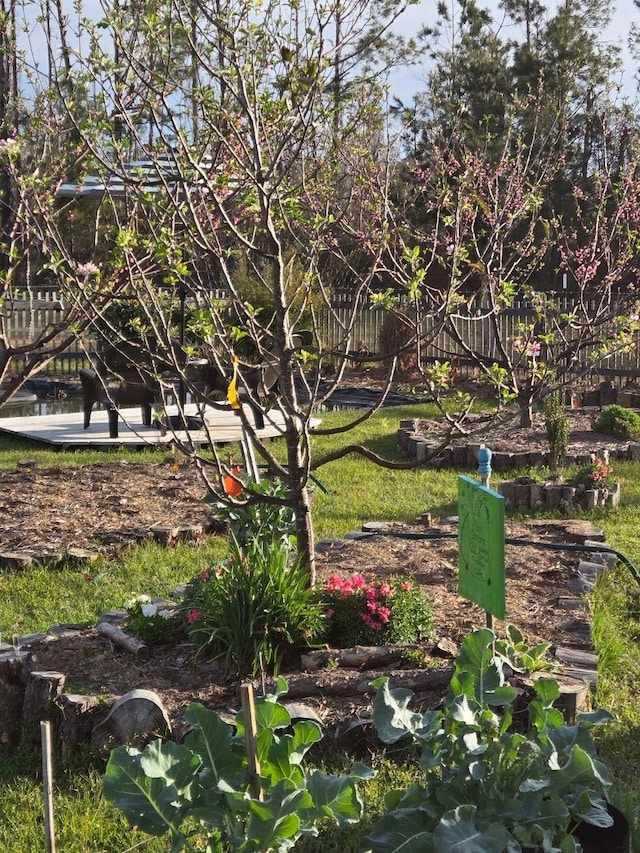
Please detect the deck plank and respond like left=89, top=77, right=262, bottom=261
left=0, top=403, right=288, bottom=449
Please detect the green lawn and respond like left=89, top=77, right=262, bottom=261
left=0, top=404, right=639, bottom=851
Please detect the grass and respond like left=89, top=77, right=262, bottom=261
left=0, top=538, right=227, bottom=638
left=1, top=403, right=640, bottom=850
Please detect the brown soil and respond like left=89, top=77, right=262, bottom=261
left=0, top=458, right=217, bottom=558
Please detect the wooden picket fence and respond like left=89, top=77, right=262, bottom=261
left=4, top=288, right=640, bottom=381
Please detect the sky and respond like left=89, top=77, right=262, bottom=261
left=389, top=0, right=639, bottom=102
left=20, top=0, right=640, bottom=106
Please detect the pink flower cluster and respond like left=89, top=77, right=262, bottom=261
left=325, top=573, right=367, bottom=597
left=324, top=573, right=397, bottom=633
left=588, top=458, right=613, bottom=487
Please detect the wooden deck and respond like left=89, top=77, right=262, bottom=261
left=0, top=403, right=288, bottom=449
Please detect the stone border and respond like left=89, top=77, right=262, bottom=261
left=497, top=479, right=621, bottom=512
left=397, top=418, right=640, bottom=471
left=0, top=520, right=220, bottom=571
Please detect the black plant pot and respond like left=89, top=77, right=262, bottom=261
left=522, top=805, right=630, bottom=853
left=573, top=805, right=630, bottom=853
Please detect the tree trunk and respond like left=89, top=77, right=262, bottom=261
left=291, top=481, right=315, bottom=586
left=284, top=425, right=316, bottom=586
left=518, top=389, right=534, bottom=428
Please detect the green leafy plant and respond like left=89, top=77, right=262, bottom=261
left=123, top=594, right=181, bottom=646
left=316, top=573, right=434, bottom=648
left=544, top=388, right=569, bottom=472
left=206, top=477, right=296, bottom=550
left=364, top=628, right=615, bottom=853
left=592, top=404, right=640, bottom=441
left=104, top=678, right=373, bottom=852
left=182, top=538, right=323, bottom=676
left=573, top=458, right=615, bottom=490
left=494, top=624, right=555, bottom=674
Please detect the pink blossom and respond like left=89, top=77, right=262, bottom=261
left=187, top=609, right=201, bottom=624
left=377, top=607, right=391, bottom=623
left=77, top=262, right=100, bottom=275
left=326, top=608, right=334, bottom=619
left=360, top=612, right=382, bottom=630
left=0, top=137, right=18, bottom=155
left=197, top=569, right=211, bottom=582
left=379, top=583, right=392, bottom=597
left=401, top=581, right=411, bottom=590
left=525, top=341, right=541, bottom=358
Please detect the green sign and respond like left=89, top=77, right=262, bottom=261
left=458, top=475, right=505, bottom=618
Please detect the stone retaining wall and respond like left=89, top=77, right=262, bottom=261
left=497, top=478, right=621, bottom=512
left=397, top=419, right=640, bottom=472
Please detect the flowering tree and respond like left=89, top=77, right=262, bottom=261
left=6, top=0, right=640, bottom=584
left=1, top=0, right=456, bottom=583
left=386, top=97, right=640, bottom=427
left=0, top=0, right=144, bottom=399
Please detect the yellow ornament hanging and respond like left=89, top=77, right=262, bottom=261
left=227, top=357, right=241, bottom=410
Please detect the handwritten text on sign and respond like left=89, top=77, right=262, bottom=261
left=458, top=475, right=505, bottom=618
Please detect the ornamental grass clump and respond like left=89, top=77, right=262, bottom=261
left=182, top=538, right=323, bottom=676
left=544, top=388, right=569, bottom=473
left=317, top=573, right=434, bottom=648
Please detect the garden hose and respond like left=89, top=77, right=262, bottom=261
left=362, top=529, right=640, bottom=587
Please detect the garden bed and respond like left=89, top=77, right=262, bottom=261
left=398, top=408, right=639, bottom=470
left=12, top=508, right=604, bottom=736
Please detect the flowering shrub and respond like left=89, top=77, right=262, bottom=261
left=124, top=594, right=181, bottom=646
left=573, top=458, right=615, bottom=490
left=317, top=573, right=434, bottom=648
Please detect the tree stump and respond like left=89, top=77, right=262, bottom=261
left=0, top=649, right=31, bottom=684
left=0, top=682, right=24, bottom=752
left=57, top=693, right=100, bottom=766
left=21, top=670, right=66, bottom=748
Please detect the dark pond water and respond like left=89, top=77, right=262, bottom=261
left=0, top=398, right=85, bottom=419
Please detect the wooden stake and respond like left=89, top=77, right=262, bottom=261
left=240, top=683, right=263, bottom=801
left=41, top=720, right=56, bottom=853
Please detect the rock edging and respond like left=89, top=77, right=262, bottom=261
left=397, top=418, right=640, bottom=471
left=497, top=478, right=621, bottom=512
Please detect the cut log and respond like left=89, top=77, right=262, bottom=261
left=21, top=670, right=66, bottom=748
left=57, top=693, right=100, bottom=767
left=554, top=648, right=598, bottom=688
left=97, top=622, right=150, bottom=657
left=91, top=688, right=171, bottom=750
left=253, top=667, right=454, bottom=699
left=301, top=645, right=417, bottom=672
left=523, top=673, right=590, bottom=724
left=0, top=682, right=24, bottom=752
